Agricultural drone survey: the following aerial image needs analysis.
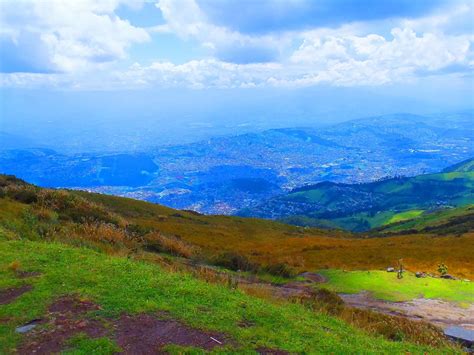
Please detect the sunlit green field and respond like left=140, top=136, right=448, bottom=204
left=319, top=269, right=474, bottom=303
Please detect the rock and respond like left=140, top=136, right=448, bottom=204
left=444, top=326, right=474, bottom=348
left=415, top=272, right=427, bottom=278
left=440, top=274, right=456, bottom=280
left=299, top=272, right=327, bottom=283
left=386, top=267, right=395, bottom=272
left=15, top=319, right=42, bottom=333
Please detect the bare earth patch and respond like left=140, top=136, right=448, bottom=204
left=257, top=347, right=290, bottom=354
left=15, top=271, right=42, bottom=279
left=115, top=313, right=229, bottom=352
left=18, top=296, right=107, bottom=354
left=0, top=285, right=32, bottom=305
left=17, top=295, right=234, bottom=354
left=341, top=292, right=474, bottom=330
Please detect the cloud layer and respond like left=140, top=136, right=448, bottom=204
left=0, top=0, right=472, bottom=89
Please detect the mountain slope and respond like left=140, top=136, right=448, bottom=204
left=443, top=157, right=474, bottom=173
left=239, top=159, right=474, bottom=231
left=1, top=238, right=457, bottom=354
left=373, top=204, right=474, bottom=235
left=1, top=174, right=473, bottom=280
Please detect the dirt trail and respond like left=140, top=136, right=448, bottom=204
left=18, top=296, right=106, bottom=354
left=0, top=285, right=32, bottom=305
left=18, top=295, right=232, bottom=354
left=238, top=272, right=473, bottom=331
left=340, top=292, right=474, bottom=330
left=115, top=314, right=230, bottom=352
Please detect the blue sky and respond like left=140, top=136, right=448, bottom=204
left=0, top=0, right=473, bottom=139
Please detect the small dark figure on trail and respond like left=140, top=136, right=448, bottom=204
left=397, top=259, right=404, bottom=279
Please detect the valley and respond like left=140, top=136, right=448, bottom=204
left=242, top=158, right=474, bottom=231
left=1, top=112, right=473, bottom=215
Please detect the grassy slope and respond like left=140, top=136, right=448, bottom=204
left=443, top=157, right=474, bottom=173
left=0, top=238, right=450, bottom=354
left=1, top=177, right=473, bottom=280
left=375, top=204, right=474, bottom=235
left=318, top=270, right=474, bottom=303
left=72, top=191, right=474, bottom=279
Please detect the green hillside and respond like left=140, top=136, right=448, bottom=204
left=0, top=175, right=464, bottom=353
left=443, top=157, right=474, bottom=173
left=241, top=159, right=474, bottom=231
left=373, top=204, right=474, bottom=235
left=0, top=239, right=454, bottom=354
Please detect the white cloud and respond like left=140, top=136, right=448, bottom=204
left=289, top=27, right=472, bottom=84
left=154, top=0, right=287, bottom=63
left=0, top=0, right=150, bottom=72
left=1, top=0, right=472, bottom=89
left=106, top=24, right=471, bottom=89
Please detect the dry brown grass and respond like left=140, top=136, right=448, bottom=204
left=76, top=190, right=474, bottom=279
left=7, top=260, right=21, bottom=273
left=144, top=232, right=197, bottom=258
left=339, top=307, right=450, bottom=348
left=288, top=288, right=454, bottom=349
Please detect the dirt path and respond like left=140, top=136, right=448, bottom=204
left=17, top=295, right=234, bottom=354
left=340, top=292, right=474, bottom=330
left=243, top=273, right=473, bottom=331
left=0, top=285, right=32, bottom=305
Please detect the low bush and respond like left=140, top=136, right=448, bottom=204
left=289, top=287, right=448, bottom=348
left=77, top=222, right=130, bottom=245
left=145, top=232, right=196, bottom=258
left=339, top=307, right=448, bottom=347
left=36, top=190, right=123, bottom=226
left=7, top=187, right=38, bottom=204
left=296, top=288, right=345, bottom=315
left=261, top=262, right=296, bottom=278
left=211, top=251, right=258, bottom=272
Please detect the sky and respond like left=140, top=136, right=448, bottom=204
left=0, top=0, right=473, bottom=150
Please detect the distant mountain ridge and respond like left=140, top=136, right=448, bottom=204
left=239, top=158, right=474, bottom=232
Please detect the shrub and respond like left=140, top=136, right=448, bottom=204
left=298, top=288, right=345, bottom=315
left=437, top=263, right=448, bottom=276
left=126, top=224, right=153, bottom=238
left=33, top=208, right=57, bottom=222
left=9, top=187, right=38, bottom=204
left=0, top=175, right=26, bottom=187
left=211, top=252, right=258, bottom=272
left=36, top=190, right=123, bottom=226
left=78, top=222, right=129, bottom=245
left=293, top=288, right=449, bottom=348
left=339, top=307, right=448, bottom=348
left=145, top=232, right=196, bottom=258
left=261, top=262, right=296, bottom=278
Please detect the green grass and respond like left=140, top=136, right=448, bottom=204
left=386, top=210, right=424, bottom=224
left=63, top=335, right=122, bottom=355
left=378, top=204, right=474, bottom=234
left=319, top=269, right=474, bottom=303
left=0, top=239, right=455, bottom=354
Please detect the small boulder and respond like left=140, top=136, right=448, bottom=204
left=415, top=272, right=427, bottom=278
left=441, top=274, right=456, bottom=280
left=15, top=319, right=42, bottom=334
left=386, top=267, right=395, bottom=272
